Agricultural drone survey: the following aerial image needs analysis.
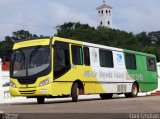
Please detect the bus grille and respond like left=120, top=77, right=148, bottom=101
left=19, top=90, right=36, bottom=94
left=17, top=78, right=37, bottom=84
left=117, top=84, right=126, bottom=93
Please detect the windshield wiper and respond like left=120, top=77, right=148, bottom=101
left=29, top=46, right=41, bottom=63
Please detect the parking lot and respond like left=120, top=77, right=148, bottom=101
left=0, top=95, right=160, bottom=118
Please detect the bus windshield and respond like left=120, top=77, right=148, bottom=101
left=10, top=46, right=50, bottom=77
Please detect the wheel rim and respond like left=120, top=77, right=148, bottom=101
left=132, top=84, right=138, bottom=95
left=77, top=87, right=79, bottom=97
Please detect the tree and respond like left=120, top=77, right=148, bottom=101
left=0, top=41, right=13, bottom=60
left=55, top=22, right=141, bottom=51
left=136, top=32, right=150, bottom=46
left=4, top=36, right=12, bottom=43
left=148, top=31, right=160, bottom=45
left=0, top=30, right=38, bottom=59
left=55, top=22, right=160, bottom=62
left=11, top=30, right=38, bottom=42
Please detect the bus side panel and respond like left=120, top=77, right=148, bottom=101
left=126, top=54, right=158, bottom=92
left=52, top=82, right=72, bottom=96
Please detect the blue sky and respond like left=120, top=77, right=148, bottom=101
left=0, top=0, right=160, bottom=40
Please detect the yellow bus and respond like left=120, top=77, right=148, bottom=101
left=10, top=37, right=158, bottom=104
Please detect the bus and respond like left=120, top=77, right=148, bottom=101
left=9, top=37, right=158, bottom=104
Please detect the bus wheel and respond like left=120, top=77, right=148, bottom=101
left=37, top=97, right=45, bottom=104
left=71, top=83, right=79, bottom=102
left=125, top=83, right=139, bottom=98
left=100, top=93, right=113, bottom=99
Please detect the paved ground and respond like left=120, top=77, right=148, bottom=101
left=0, top=95, right=160, bottom=113
left=0, top=95, right=160, bottom=119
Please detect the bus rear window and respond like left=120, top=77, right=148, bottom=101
left=147, top=57, right=156, bottom=71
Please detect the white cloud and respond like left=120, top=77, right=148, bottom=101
left=0, top=1, right=97, bottom=40
left=0, top=0, right=160, bottom=40
left=113, top=0, right=160, bottom=33
left=48, top=3, right=97, bottom=27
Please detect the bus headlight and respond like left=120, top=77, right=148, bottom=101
left=39, top=78, right=50, bottom=86
left=10, top=81, right=16, bottom=88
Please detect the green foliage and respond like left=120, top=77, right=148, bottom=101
left=11, top=30, right=38, bottom=42
left=55, top=22, right=160, bottom=62
left=55, top=22, right=141, bottom=50
left=136, top=32, right=150, bottom=46
left=148, top=31, right=160, bottom=45
left=0, top=30, right=38, bottom=59
left=0, top=22, right=160, bottom=62
left=0, top=40, right=13, bottom=60
left=141, top=46, right=160, bottom=61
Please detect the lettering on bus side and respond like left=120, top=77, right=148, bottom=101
left=83, top=70, right=97, bottom=78
left=129, top=73, right=144, bottom=81
left=83, top=70, right=125, bottom=80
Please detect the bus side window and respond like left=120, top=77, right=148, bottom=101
left=147, top=57, right=156, bottom=71
left=54, top=41, right=70, bottom=79
left=83, top=47, right=90, bottom=66
left=99, top=49, right=113, bottom=68
left=125, top=53, right=137, bottom=70
left=71, top=45, right=83, bottom=65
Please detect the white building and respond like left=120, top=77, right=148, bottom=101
left=96, top=0, right=113, bottom=28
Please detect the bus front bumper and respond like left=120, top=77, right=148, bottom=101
left=9, top=83, right=53, bottom=97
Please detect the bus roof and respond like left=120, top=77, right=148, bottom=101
left=53, top=37, right=156, bottom=57
left=13, top=37, right=51, bottom=49
left=13, top=36, right=156, bottom=57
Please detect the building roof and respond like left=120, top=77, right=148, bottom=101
left=96, top=1, right=112, bottom=10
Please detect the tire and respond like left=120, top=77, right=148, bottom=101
left=71, top=83, right=79, bottom=102
left=100, top=93, right=113, bottom=99
left=125, top=83, right=139, bottom=98
left=37, top=97, right=45, bottom=104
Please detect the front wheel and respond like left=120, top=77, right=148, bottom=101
left=71, top=83, right=79, bottom=102
left=125, top=83, right=139, bottom=98
left=37, top=97, right=45, bottom=104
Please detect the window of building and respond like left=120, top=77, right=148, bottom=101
left=109, top=10, right=111, bottom=15
left=83, top=47, right=90, bottom=66
left=72, top=45, right=83, bottom=65
left=106, top=10, right=108, bottom=14
left=125, top=53, right=136, bottom=70
left=147, top=57, right=156, bottom=71
left=101, top=10, right=103, bottom=14
left=108, top=21, right=110, bottom=25
left=99, top=49, right=113, bottom=68
left=100, top=21, right=102, bottom=26
left=54, top=41, right=71, bottom=78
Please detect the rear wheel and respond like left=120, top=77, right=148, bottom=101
left=71, top=83, right=79, bottom=102
left=37, top=97, right=45, bottom=104
left=125, top=83, right=139, bottom=98
left=100, top=93, right=113, bottom=99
